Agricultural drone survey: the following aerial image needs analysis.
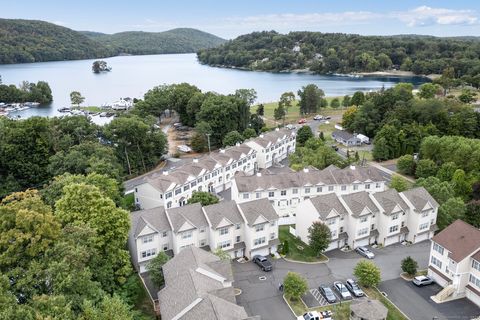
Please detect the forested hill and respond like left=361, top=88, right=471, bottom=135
left=0, top=19, right=115, bottom=64
left=0, top=19, right=225, bottom=64
left=197, top=31, right=480, bottom=78
left=82, top=28, right=226, bottom=55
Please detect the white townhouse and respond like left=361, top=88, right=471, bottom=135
left=231, top=164, right=387, bottom=221
left=245, top=128, right=296, bottom=169
left=295, top=187, right=439, bottom=251
left=428, top=220, right=480, bottom=307
left=128, top=198, right=279, bottom=272
left=133, top=143, right=256, bottom=210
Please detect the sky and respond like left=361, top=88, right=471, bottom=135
left=2, top=0, right=480, bottom=39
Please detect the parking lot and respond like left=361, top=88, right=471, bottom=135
left=303, top=286, right=366, bottom=308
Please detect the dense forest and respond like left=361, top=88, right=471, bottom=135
left=0, top=19, right=225, bottom=64
left=82, top=28, right=226, bottom=55
left=0, top=80, right=52, bottom=104
left=197, top=31, right=480, bottom=81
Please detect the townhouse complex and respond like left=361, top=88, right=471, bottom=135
left=128, top=198, right=279, bottom=272
left=295, top=187, right=438, bottom=251
left=132, top=128, right=296, bottom=210
left=158, top=246, right=260, bottom=320
left=428, top=220, right=480, bottom=307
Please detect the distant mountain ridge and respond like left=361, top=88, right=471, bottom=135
left=0, top=19, right=225, bottom=64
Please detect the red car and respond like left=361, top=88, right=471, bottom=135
left=298, top=118, right=307, bottom=124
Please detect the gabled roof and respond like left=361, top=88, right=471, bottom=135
left=166, top=203, right=207, bottom=232
left=130, top=206, right=171, bottom=238
left=332, top=130, right=359, bottom=141
left=341, top=191, right=379, bottom=217
left=373, top=189, right=409, bottom=215
left=238, top=198, right=278, bottom=226
left=402, top=186, right=439, bottom=211
left=249, top=128, right=292, bottom=148
left=203, top=200, right=244, bottom=229
left=432, top=220, right=480, bottom=263
left=309, top=193, right=348, bottom=220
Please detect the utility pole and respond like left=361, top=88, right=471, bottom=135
left=206, top=133, right=211, bottom=153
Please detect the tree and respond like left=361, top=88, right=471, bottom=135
left=235, top=88, right=257, bottom=106
left=351, top=91, right=365, bottom=106
left=279, top=91, right=295, bottom=113
left=458, top=89, right=476, bottom=104
left=341, top=106, right=358, bottom=130
left=187, top=191, right=219, bottom=206
left=401, top=256, right=418, bottom=276
left=342, top=95, right=351, bottom=108
left=319, top=131, right=325, bottom=141
left=298, top=84, right=324, bottom=115
left=250, top=114, right=265, bottom=134
left=415, top=176, right=455, bottom=205
left=243, top=128, right=257, bottom=139
left=296, top=125, right=314, bottom=147
left=354, top=260, right=381, bottom=288
left=213, top=248, right=231, bottom=261
left=92, top=61, right=110, bottom=73
left=330, top=98, right=340, bottom=109
left=70, top=91, right=85, bottom=107
left=146, top=252, right=170, bottom=287
left=465, top=200, right=480, bottom=228
left=191, top=132, right=208, bottom=153
left=418, top=83, right=439, bottom=99
left=415, top=159, right=438, bottom=178
left=307, top=222, right=331, bottom=256
left=438, top=197, right=466, bottom=230
left=223, top=130, right=244, bottom=147
left=451, top=169, right=472, bottom=199
left=273, top=104, right=286, bottom=122
left=256, top=104, right=265, bottom=116
left=390, top=174, right=409, bottom=192
left=283, top=272, right=308, bottom=301
left=282, top=241, right=289, bottom=255
left=81, top=295, right=135, bottom=320
left=289, top=138, right=344, bottom=170
left=397, top=155, right=416, bottom=176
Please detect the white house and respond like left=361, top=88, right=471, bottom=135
left=245, top=128, right=296, bottom=169
left=427, top=220, right=480, bottom=307
left=295, top=187, right=438, bottom=251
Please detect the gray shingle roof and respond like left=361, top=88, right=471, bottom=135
left=166, top=202, right=207, bottom=232
left=158, top=247, right=250, bottom=320
left=309, top=193, right=348, bottom=220
left=203, top=200, right=244, bottom=229
left=341, top=191, right=379, bottom=217
left=373, top=189, right=409, bottom=215
left=250, top=128, right=293, bottom=148
left=332, top=130, right=359, bottom=141
left=402, top=186, right=439, bottom=211
left=238, top=198, right=278, bottom=226
left=350, top=299, right=387, bottom=319
left=130, top=206, right=171, bottom=238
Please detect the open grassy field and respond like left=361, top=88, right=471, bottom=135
left=279, top=225, right=328, bottom=262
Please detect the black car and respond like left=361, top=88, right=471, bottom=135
left=318, top=285, right=337, bottom=303
left=253, top=255, right=272, bottom=271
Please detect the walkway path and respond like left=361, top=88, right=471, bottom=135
left=369, top=161, right=415, bottom=183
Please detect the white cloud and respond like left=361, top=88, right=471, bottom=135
left=395, top=6, right=478, bottom=27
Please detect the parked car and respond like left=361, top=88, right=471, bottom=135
left=355, top=246, right=375, bottom=259
left=173, top=122, right=182, bottom=128
left=298, top=118, right=307, bottom=124
left=413, top=275, right=434, bottom=286
left=313, top=115, right=323, bottom=120
left=253, top=255, right=272, bottom=271
left=286, top=124, right=296, bottom=130
left=297, top=311, right=320, bottom=320
left=177, top=145, right=192, bottom=153
left=345, top=279, right=364, bottom=297
left=333, top=281, right=352, bottom=300
left=324, top=116, right=331, bottom=120
left=319, top=285, right=337, bottom=303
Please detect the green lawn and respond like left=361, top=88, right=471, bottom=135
left=279, top=225, right=328, bottom=262
left=77, top=105, right=103, bottom=113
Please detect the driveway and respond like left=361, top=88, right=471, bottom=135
left=379, top=279, right=480, bottom=320
left=234, top=242, right=431, bottom=319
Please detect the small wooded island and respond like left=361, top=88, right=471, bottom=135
left=92, top=60, right=111, bottom=73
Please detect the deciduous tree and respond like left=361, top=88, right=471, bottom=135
left=307, top=222, right=331, bottom=256
left=283, top=272, right=308, bottom=301
left=187, top=191, right=219, bottom=206
left=354, top=260, right=381, bottom=288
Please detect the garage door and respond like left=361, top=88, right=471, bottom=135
left=326, top=240, right=339, bottom=252
left=354, top=238, right=369, bottom=248
left=415, top=232, right=429, bottom=243
left=466, top=288, right=480, bottom=308
left=384, top=235, right=399, bottom=247
left=250, top=247, right=269, bottom=258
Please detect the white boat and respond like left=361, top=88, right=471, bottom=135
left=15, top=106, right=30, bottom=111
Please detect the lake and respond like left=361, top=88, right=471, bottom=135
left=0, top=53, right=429, bottom=119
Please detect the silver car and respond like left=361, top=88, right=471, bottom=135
left=355, top=246, right=375, bottom=259
left=333, top=281, right=352, bottom=300
left=345, top=279, right=364, bottom=297
left=413, top=275, right=434, bottom=286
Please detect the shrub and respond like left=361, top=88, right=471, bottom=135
left=354, top=260, right=381, bottom=288
left=401, top=256, right=418, bottom=276
left=283, top=272, right=308, bottom=301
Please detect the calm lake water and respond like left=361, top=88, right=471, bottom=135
left=0, top=53, right=428, bottom=119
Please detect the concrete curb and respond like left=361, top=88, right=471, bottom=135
left=375, top=287, right=412, bottom=320
left=281, top=256, right=330, bottom=264
left=282, top=294, right=309, bottom=318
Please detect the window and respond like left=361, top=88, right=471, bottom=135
left=219, top=227, right=229, bottom=235
left=305, top=187, right=310, bottom=194
left=358, top=227, right=369, bottom=237
left=175, top=188, right=181, bottom=195
left=328, top=186, right=334, bottom=191
left=353, top=184, right=359, bottom=190
left=162, top=231, right=168, bottom=237
left=200, top=240, right=206, bottom=247
left=270, top=221, right=276, bottom=227
left=376, top=183, right=381, bottom=188
left=254, top=237, right=266, bottom=246
left=135, top=187, right=138, bottom=193
left=341, top=185, right=347, bottom=191
left=431, top=256, right=442, bottom=269
left=235, top=223, right=241, bottom=230
left=421, top=211, right=429, bottom=218
left=191, top=181, right=197, bottom=188
left=199, top=227, right=206, bottom=233
left=470, top=274, right=480, bottom=288
left=218, top=240, right=231, bottom=249
left=205, top=174, right=210, bottom=180
left=401, top=221, right=405, bottom=227
left=331, top=230, right=337, bottom=238
left=160, top=194, right=163, bottom=199
left=365, top=184, right=370, bottom=190
left=183, top=185, right=190, bottom=192
left=142, top=235, right=154, bottom=244
left=226, top=166, right=230, bottom=171
left=166, top=192, right=172, bottom=199
left=163, top=244, right=169, bottom=251
left=141, top=248, right=156, bottom=258
left=292, top=188, right=298, bottom=194
left=392, top=213, right=399, bottom=220
left=270, top=232, right=275, bottom=240
left=419, top=222, right=429, bottom=230
left=281, top=190, right=287, bottom=196
left=236, top=235, right=241, bottom=243
left=256, top=192, right=261, bottom=199
left=433, top=243, right=444, bottom=255
left=360, top=216, right=368, bottom=223
left=327, top=219, right=336, bottom=225
left=197, top=177, right=203, bottom=183
left=389, top=225, right=399, bottom=233
left=473, top=260, right=480, bottom=272
left=268, top=191, right=275, bottom=197
left=243, top=193, right=250, bottom=199
left=181, top=231, right=192, bottom=239
left=371, top=224, right=375, bottom=230
left=317, top=186, right=323, bottom=193
left=255, top=224, right=265, bottom=232
left=339, top=227, right=344, bottom=233
left=167, top=202, right=172, bottom=209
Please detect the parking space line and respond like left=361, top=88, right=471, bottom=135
left=309, top=289, right=328, bottom=307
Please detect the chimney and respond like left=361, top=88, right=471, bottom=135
left=303, top=168, right=309, bottom=173
left=162, top=170, right=169, bottom=175
left=350, top=165, right=356, bottom=170
left=275, top=128, right=279, bottom=131
left=220, top=149, right=225, bottom=153
left=193, top=158, right=199, bottom=163
left=256, top=172, right=262, bottom=177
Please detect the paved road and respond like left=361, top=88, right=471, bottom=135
left=379, top=279, right=480, bottom=320
left=234, top=242, right=431, bottom=320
